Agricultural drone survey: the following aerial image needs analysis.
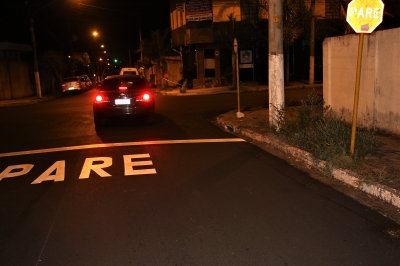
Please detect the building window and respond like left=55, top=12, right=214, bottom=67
left=240, top=0, right=258, bottom=20
left=204, top=49, right=215, bottom=78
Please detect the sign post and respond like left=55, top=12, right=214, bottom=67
left=346, top=0, right=384, bottom=155
left=234, top=38, right=244, bottom=118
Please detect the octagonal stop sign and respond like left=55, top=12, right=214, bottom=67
left=346, top=0, right=384, bottom=33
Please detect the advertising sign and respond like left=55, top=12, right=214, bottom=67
left=185, top=0, right=212, bottom=22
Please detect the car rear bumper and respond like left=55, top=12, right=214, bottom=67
left=93, top=104, right=154, bottom=118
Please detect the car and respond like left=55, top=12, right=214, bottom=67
left=93, top=75, right=157, bottom=126
left=119, top=68, right=138, bottom=76
left=61, top=76, right=90, bottom=94
left=77, top=75, right=93, bottom=87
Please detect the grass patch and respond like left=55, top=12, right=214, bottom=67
left=268, top=91, right=381, bottom=175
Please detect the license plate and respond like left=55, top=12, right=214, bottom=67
left=68, top=87, right=75, bottom=90
left=115, top=99, right=130, bottom=105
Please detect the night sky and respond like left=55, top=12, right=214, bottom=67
left=1, top=0, right=171, bottom=62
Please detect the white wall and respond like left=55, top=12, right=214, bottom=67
left=323, top=27, right=400, bottom=134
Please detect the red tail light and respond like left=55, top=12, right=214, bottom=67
left=76, top=82, right=80, bottom=85
left=143, top=94, right=150, bottom=101
left=136, top=93, right=151, bottom=102
left=95, top=95, right=109, bottom=103
left=119, top=86, right=128, bottom=90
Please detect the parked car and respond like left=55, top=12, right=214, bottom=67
left=61, top=76, right=89, bottom=94
left=77, top=75, right=93, bottom=87
left=93, top=75, right=157, bottom=126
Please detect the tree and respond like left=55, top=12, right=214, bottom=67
left=244, top=0, right=308, bottom=84
left=140, top=28, right=171, bottom=86
left=39, top=51, right=90, bottom=93
left=213, top=10, right=268, bottom=86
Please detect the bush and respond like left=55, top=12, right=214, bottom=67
left=270, top=91, right=380, bottom=167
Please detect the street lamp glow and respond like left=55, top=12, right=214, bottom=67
left=101, top=44, right=104, bottom=48
left=92, top=31, right=98, bottom=37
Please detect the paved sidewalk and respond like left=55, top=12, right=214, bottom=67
left=0, top=94, right=60, bottom=107
left=158, top=81, right=322, bottom=96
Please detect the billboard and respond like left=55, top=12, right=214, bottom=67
left=185, top=0, right=212, bottom=22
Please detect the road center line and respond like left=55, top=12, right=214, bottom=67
left=0, top=138, right=246, bottom=158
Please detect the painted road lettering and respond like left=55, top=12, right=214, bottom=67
left=349, top=7, right=381, bottom=19
left=0, top=153, right=156, bottom=184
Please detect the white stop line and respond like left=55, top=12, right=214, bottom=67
left=0, top=138, right=246, bottom=158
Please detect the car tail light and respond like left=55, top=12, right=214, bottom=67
left=95, top=95, right=109, bottom=103
left=62, top=84, right=65, bottom=87
left=136, top=93, right=151, bottom=102
left=76, top=82, right=80, bottom=85
left=119, top=86, right=128, bottom=90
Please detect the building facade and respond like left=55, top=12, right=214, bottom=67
left=169, top=0, right=341, bottom=88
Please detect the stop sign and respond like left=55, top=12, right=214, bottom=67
left=346, top=0, right=384, bottom=33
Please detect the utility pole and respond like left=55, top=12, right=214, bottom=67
left=29, top=18, right=42, bottom=99
left=309, top=0, right=316, bottom=84
left=26, top=1, right=42, bottom=99
left=138, top=0, right=143, bottom=63
left=268, top=0, right=285, bottom=127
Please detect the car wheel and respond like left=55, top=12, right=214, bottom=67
left=94, top=116, right=107, bottom=127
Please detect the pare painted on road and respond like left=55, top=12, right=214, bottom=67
left=0, top=154, right=156, bottom=184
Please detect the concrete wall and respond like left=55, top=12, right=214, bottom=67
left=323, top=27, right=400, bottom=134
left=0, top=61, right=35, bottom=99
left=164, top=55, right=182, bottom=86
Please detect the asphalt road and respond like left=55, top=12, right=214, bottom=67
left=0, top=89, right=400, bottom=265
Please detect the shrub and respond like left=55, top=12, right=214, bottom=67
left=270, top=91, right=379, bottom=167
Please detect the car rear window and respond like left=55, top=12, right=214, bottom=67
left=98, top=78, right=148, bottom=91
left=122, top=71, right=137, bottom=75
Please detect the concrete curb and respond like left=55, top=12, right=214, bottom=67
left=216, top=117, right=400, bottom=209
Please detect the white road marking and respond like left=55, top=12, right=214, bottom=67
left=0, top=138, right=246, bottom=158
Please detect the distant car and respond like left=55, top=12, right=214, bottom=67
left=119, top=68, right=138, bottom=75
left=61, top=76, right=90, bottom=94
left=93, top=75, right=157, bottom=126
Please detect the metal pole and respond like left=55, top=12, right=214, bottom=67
left=236, top=47, right=241, bottom=112
left=350, top=33, right=364, bottom=156
left=234, top=38, right=244, bottom=118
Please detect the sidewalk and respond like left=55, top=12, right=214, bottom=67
left=0, top=94, right=59, bottom=107
left=2, top=82, right=400, bottom=220
left=158, top=81, right=322, bottom=96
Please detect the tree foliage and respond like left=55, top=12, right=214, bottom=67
left=38, top=50, right=91, bottom=92
left=140, top=28, right=171, bottom=71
